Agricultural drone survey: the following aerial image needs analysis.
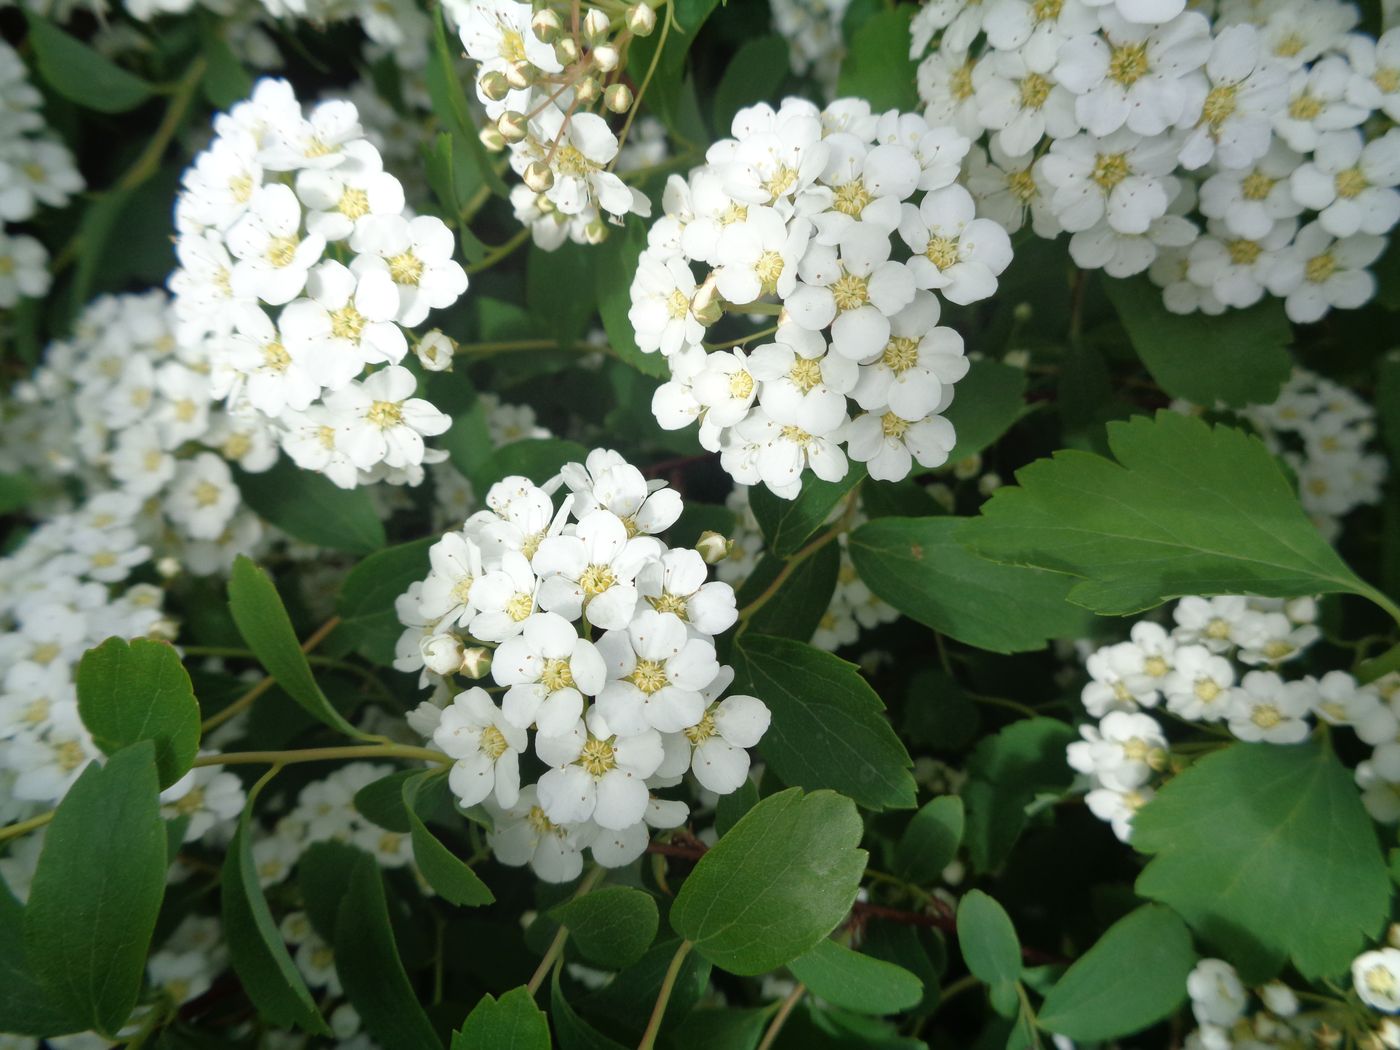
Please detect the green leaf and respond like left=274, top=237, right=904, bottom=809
left=354, top=769, right=417, bottom=832
left=528, top=242, right=597, bottom=348
left=713, top=34, right=789, bottom=133
left=836, top=8, right=918, bottom=110
left=23, top=743, right=168, bottom=1038
left=1104, top=276, right=1291, bottom=407
left=551, top=967, right=628, bottom=1050
left=714, top=775, right=758, bottom=837
left=944, top=359, right=1029, bottom=462
left=452, top=987, right=549, bottom=1050
left=849, top=518, right=1095, bottom=653
left=222, top=798, right=329, bottom=1034
left=235, top=460, right=385, bottom=554
left=734, top=634, right=915, bottom=810
left=732, top=542, right=840, bottom=643
left=23, top=11, right=155, bottom=112
left=75, top=637, right=200, bottom=789
left=626, top=0, right=721, bottom=134
left=0, top=881, right=75, bottom=1037
left=956, top=890, right=1022, bottom=993
left=335, top=853, right=444, bottom=1050
left=427, top=8, right=507, bottom=197
left=749, top=469, right=863, bottom=557
left=961, top=411, right=1380, bottom=616
left=198, top=13, right=252, bottom=108
left=0, top=470, right=36, bottom=514
left=670, top=787, right=867, bottom=975
left=403, top=773, right=495, bottom=907
left=1038, top=905, right=1197, bottom=1040
left=337, top=538, right=434, bottom=666
left=671, top=1007, right=772, bottom=1050
left=1133, top=739, right=1390, bottom=980
left=297, top=840, right=361, bottom=942
left=895, top=796, right=964, bottom=885
left=788, top=939, right=925, bottom=1015
left=575, top=935, right=712, bottom=1040
left=962, top=718, right=1076, bottom=873
left=228, top=556, right=369, bottom=740
left=549, top=887, right=659, bottom=970
left=472, top=438, right=591, bottom=493
left=596, top=218, right=670, bottom=378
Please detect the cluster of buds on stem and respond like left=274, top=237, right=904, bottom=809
left=454, top=0, right=661, bottom=251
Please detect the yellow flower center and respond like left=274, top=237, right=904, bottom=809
left=388, top=252, right=424, bottom=285
left=648, top=592, right=690, bottom=618
left=330, top=304, right=366, bottom=341
left=882, top=336, right=920, bottom=375
left=56, top=739, right=87, bottom=771
left=832, top=180, right=873, bottom=217
left=951, top=58, right=976, bottom=100
left=1274, top=32, right=1305, bottom=58
left=193, top=481, right=223, bottom=508
left=579, top=563, right=616, bottom=595
left=1108, top=42, right=1150, bottom=86
left=317, top=425, right=338, bottom=450
left=1288, top=91, right=1323, bottom=121
left=338, top=187, right=370, bottom=219
left=506, top=592, right=534, bottom=621
left=556, top=145, right=597, bottom=178
left=1335, top=167, right=1367, bottom=199
left=1008, top=168, right=1037, bottom=202
left=925, top=235, right=960, bottom=270
left=1032, top=0, right=1063, bottom=19
left=1263, top=639, right=1295, bottom=661
left=266, top=236, right=300, bottom=267
left=1366, top=965, right=1399, bottom=998
left=1305, top=251, right=1337, bottom=284
left=719, top=202, right=749, bottom=225
left=628, top=658, right=669, bottom=695
left=1201, top=84, right=1238, bottom=130
left=764, top=165, right=798, bottom=200
left=1241, top=171, right=1275, bottom=200
left=684, top=712, right=717, bottom=745
left=1143, top=655, right=1169, bottom=677
left=1250, top=703, right=1282, bottom=729
left=22, top=698, right=50, bottom=725
left=788, top=357, right=823, bottom=392
left=729, top=369, right=755, bottom=399
left=303, top=138, right=335, bottom=159
left=754, top=249, right=785, bottom=289
left=779, top=424, right=813, bottom=447
left=1194, top=679, right=1221, bottom=703
left=1091, top=152, right=1130, bottom=191
left=579, top=736, right=616, bottom=776
left=368, top=400, right=403, bottom=428
left=665, top=288, right=691, bottom=320
left=1019, top=72, right=1051, bottom=110
left=527, top=805, right=559, bottom=834
left=1227, top=239, right=1262, bottom=266
left=174, top=786, right=206, bottom=816
left=881, top=411, right=910, bottom=438
left=1375, top=67, right=1400, bottom=94
left=229, top=173, right=254, bottom=203
left=830, top=271, right=869, bottom=311
left=479, top=724, right=510, bottom=759
left=263, top=341, right=291, bottom=371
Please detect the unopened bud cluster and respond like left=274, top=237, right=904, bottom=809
left=451, top=0, right=659, bottom=251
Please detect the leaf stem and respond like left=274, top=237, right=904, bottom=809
left=200, top=615, right=340, bottom=732
left=192, top=744, right=450, bottom=769
left=610, top=0, right=672, bottom=166
left=756, top=983, right=806, bottom=1050
left=636, top=939, right=693, bottom=1050
left=466, top=227, right=530, bottom=274
left=116, top=55, right=207, bottom=193
left=0, top=809, right=54, bottom=844
left=526, top=865, right=608, bottom=995
left=737, top=488, right=860, bottom=629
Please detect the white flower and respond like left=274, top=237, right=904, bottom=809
left=1274, top=56, right=1369, bottom=154
left=560, top=450, right=684, bottom=537
left=1038, top=128, right=1179, bottom=235
left=749, top=335, right=852, bottom=437
left=227, top=184, right=326, bottom=306
left=280, top=260, right=407, bottom=380
left=1187, top=959, right=1248, bottom=1027
left=416, top=531, right=486, bottom=629
left=0, top=137, right=84, bottom=221
left=294, top=139, right=405, bottom=242
left=1197, top=141, right=1304, bottom=241
left=973, top=48, right=1080, bottom=157
left=851, top=292, right=968, bottom=420
left=1171, top=594, right=1252, bottom=651
left=258, top=97, right=362, bottom=172
left=635, top=549, right=738, bottom=637
left=1084, top=782, right=1152, bottom=842
left=533, top=510, right=656, bottom=630
left=684, top=690, right=770, bottom=794
left=160, top=765, right=245, bottom=842
left=434, top=687, right=528, bottom=808
left=349, top=215, right=469, bottom=327
left=486, top=785, right=593, bottom=884
left=787, top=222, right=916, bottom=360
left=1067, top=710, right=1166, bottom=790
left=595, top=609, right=720, bottom=734
left=718, top=101, right=830, bottom=210
left=1345, top=27, right=1400, bottom=121
left=965, top=142, right=1062, bottom=238
left=0, top=231, right=49, bottom=307
left=714, top=207, right=811, bottom=304
left=629, top=249, right=705, bottom=357
left=900, top=184, right=1014, bottom=304
left=536, top=707, right=665, bottom=830
left=166, top=453, right=240, bottom=541
left=1177, top=24, right=1288, bottom=170
left=731, top=408, right=848, bottom=498
left=1161, top=644, right=1235, bottom=721
left=917, top=49, right=985, bottom=141
left=325, top=365, right=450, bottom=471
left=1290, top=129, right=1400, bottom=238
left=846, top=408, right=956, bottom=482
left=1265, top=221, right=1385, bottom=323
left=217, top=311, right=322, bottom=417
left=1226, top=669, right=1313, bottom=743
left=1354, top=948, right=1400, bottom=1014
left=813, top=136, right=922, bottom=242
left=493, top=611, right=606, bottom=735
left=982, top=0, right=1098, bottom=55
left=533, top=108, right=643, bottom=223
left=1186, top=217, right=1297, bottom=309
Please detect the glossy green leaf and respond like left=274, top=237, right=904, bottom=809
left=734, top=634, right=916, bottom=810
left=427, top=8, right=506, bottom=196
left=198, top=13, right=252, bottom=108
left=1133, top=739, right=1390, bottom=980
left=626, top=0, right=721, bottom=134
left=403, top=773, right=495, bottom=907
left=895, top=795, right=964, bottom=885
left=670, top=788, right=867, bottom=975
left=1038, top=905, right=1197, bottom=1040
left=944, top=359, right=1029, bottom=461
left=75, top=637, right=200, bottom=789
left=549, top=886, right=659, bottom=970
left=0, top=881, right=74, bottom=1037
left=956, top=890, right=1022, bottom=991
left=749, top=468, right=864, bottom=558
left=961, top=411, right=1380, bottom=616
left=228, top=556, right=369, bottom=740
left=24, top=11, right=155, bottom=112
left=452, top=987, right=549, bottom=1050
left=836, top=8, right=918, bottom=110
left=235, top=460, right=385, bottom=554
left=788, top=939, right=924, bottom=1015
left=1105, top=276, right=1292, bottom=407
left=335, top=852, right=443, bottom=1050
left=22, top=743, right=166, bottom=1038
left=337, top=538, right=434, bottom=666
left=849, top=517, right=1095, bottom=653
left=354, top=769, right=417, bottom=833
left=528, top=241, right=598, bottom=348
left=297, top=840, right=361, bottom=943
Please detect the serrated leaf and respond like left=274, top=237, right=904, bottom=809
left=403, top=773, right=495, bottom=907
left=895, top=796, right=964, bottom=885
left=849, top=517, right=1095, bottom=653
left=788, top=939, right=924, bottom=1015
left=22, top=743, right=166, bottom=1038
left=957, top=890, right=1022, bottom=991
left=670, top=787, right=867, bottom=975
left=335, top=852, right=443, bottom=1050
left=1104, top=276, right=1292, bottom=407
left=228, top=556, right=370, bottom=740
left=235, top=460, right=385, bottom=554
left=337, top=538, right=434, bottom=667
left=961, top=411, right=1381, bottom=616
left=1133, top=739, right=1390, bottom=981
left=836, top=8, right=918, bottom=110
left=944, top=359, right=1029, bottom=462
left=75, top=637, right=200, bottom=789
left=550, top=886, right=658, bottom=970
left=452, top=987, right=549, bottom=1049
left=749, top=469, right=863, bottom=558
left=24, top=11, right=155, bottom=112
left=734, top=634, right=915, bottom=810
left=1038, top=905, right=1196, bottom=1040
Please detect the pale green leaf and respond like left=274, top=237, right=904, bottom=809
left=836, top=8, right=918, bottom=110
left=956, top=890, right=1021, bottom=991
left=403, top=773, right=494, bottom=907
left=24, top=12, right=155, bottom=112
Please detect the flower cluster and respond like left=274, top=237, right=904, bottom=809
left=0, top=39, right=82, bottom=308
left=394, top=448, right=770, bottom=882
left=771, top=0, right=853, bottom=99
left=170, top=78, right=467, bottom=489
left=1069, top=593, right=1400, bottom=841
left=449, top=0, right=656, bottom=250
left=914, top=0, right=1400, bottom=323
left=636, top=97, right=1011, bottom=496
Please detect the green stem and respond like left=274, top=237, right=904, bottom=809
left=1358, top=639, right=1400, bottom=684
left=756, top=983, right=806, bottom=1050
left=737, top=488, right=860, bottom=629
left=466, top=227, right=530, bottom=274
left=610, top=0, right=672, bottom=166
left=117, top=56, right=207, bottom=193
left=454, top=337, right=559, bottom=357
left=0, top=809, right=54, bottom=844
left=199, top=615, right=340, bottom=732
left=526, top=865, right=608, bottom=996
left=704, top=324, right=777, bottom=351
left=193, top=744, right=451, bottom=768
left=636, top=940, right=693, bottom=1050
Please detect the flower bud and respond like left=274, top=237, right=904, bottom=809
left=603, top=82, right=633, bottom=113
left=496, top=110, right=528, bottom=143
left=523, top=160, right=555, bottom=192
left=148, top=617, right=180, bottom=641
left=479, top=125, right=506, bottom=152
left=582, top=8, right=610, bottom=45
left=977, top=472, right=1002, bottom=497
left=574, top=76, right=601, bottom=104
left=504, top=60, right=534, bottom=90
left=415, top=330, right=456, bottom=372
left=696, top=530, right=731, bottom=565
left=1013, top=301, right=1033, bottom=323
left=461, top=646, right=493, bottom=679
left=531, top=8, right=562, bottom=42
left=1002, top=348, right=1030, bottom=370
left=952, top=453, right=981, bottom=480
left=626, top=3, right=656, bottom=35
left=421, top=633, right=465, bottom=676
left=478, top=69, right=511, bottom=101
left=554, top=36, right=579, bottom=65
left=1388, top=923, right=1400, bottom=950
left=156, top=556, right=181, bottom=579
left=583, top=216, right=609, bottom=244
left=691, top=274, right=723, bottom=326
left=591, top=43, right=619, bottom=72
